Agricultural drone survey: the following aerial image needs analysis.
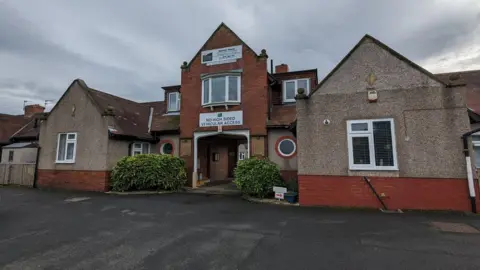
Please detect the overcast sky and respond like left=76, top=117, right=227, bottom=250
left=1, top=0, right=479, bottom=114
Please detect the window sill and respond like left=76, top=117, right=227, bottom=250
left=202, top=102, right=240, bottom=110
left=164, top=111, right=180, bottom=116
left=55, top=161, right=75, bottom=164
left=349, top=167, right=398, bottom=171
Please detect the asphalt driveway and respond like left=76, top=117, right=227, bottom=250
left=1, top=187, right=480, bottom=269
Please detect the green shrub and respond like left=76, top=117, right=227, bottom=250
left=233, top=158, right=283, bottom=198
left=110, top=154, right=186, bottom=192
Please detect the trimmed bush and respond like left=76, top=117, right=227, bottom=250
left=234, top=158, right=283, bottom=198
left=110, top=154, right=186, bottom=192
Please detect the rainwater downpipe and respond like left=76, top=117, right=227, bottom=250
left=461, top=127, right=480, bottom=213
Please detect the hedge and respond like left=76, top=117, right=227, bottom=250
left=233, top=158, right=283, bottom=198
left=110, top=154, right=186, bottom=192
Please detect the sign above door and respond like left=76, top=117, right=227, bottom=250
left=199, top=111, right=243, bottom=127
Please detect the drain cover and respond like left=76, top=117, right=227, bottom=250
left=431, top=222, right=479, bottom=234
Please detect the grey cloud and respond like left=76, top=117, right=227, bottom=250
left=0, top=0, right=479, bottom=114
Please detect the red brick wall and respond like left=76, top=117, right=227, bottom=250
left=299, top=175, right=480, bottom=211
left=280, top=170, right=297, bottom=181
left=37, top=170, right=110, bottom=192
left=271, top=70, right=318, bottom=105
left=180, top=25, right=269, bottom=138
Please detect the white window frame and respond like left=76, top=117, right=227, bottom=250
left=472, top=135, right=480, bottom=168
left=201, top=75, right=241, bottom=106
left=167, top=92, right=180, bottom=112
left=55, top=132, right=77, bottom=163
left=277, top=138, right=297, bottom=157
left=347, top=118, right=398, bottom=171
left=283, top=78, right=310, bottom=103
left=131, top=142, right=151, bottom=156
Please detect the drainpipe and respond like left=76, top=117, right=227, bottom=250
left=147, top=107, right=154, bottom=133
left=461, top=127, right=480, bottom=213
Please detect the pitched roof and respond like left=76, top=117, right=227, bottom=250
left=80, top=83, right=153, bottom=140
left=185, top=22, right=259, bottom=68
left=10, top=112, right=48, bottom=141
left=267, top=105, right=296, bottom=127
left=150, top=102, right=180, bottom=133
left=310, top=34, right=446, bottom=96
left=0, top=113, right=29, bottom=145
left=435, top=70, right=480, bottom=118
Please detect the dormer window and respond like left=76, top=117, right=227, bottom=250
left=167, top=92, right=180, bottom=112
left=202, top=75, right=241, bottom=106
left=283, top=79, right=310, bottom=103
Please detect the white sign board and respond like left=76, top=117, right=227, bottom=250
left=199, top=111, right=243, bottom=127
left=273, top=186, right=287, bottom=200
left=201, top=45, right=242, bottom=66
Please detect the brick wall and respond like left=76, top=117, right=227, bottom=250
left=37, top=170, right=110, bottom=192
left=271, top=70, right=318, bottom=105
left=280, top=170, right=297, bottom=182
left=179, top=25, right=269, bottom=138
left=299, top=175, right=480, bottom=211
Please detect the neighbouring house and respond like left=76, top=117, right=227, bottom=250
left=0, top=104, right=45, bottom=161
left=295, top=34, right=478, bottom=211
left=36, top=79, right=162, bottom=191
left=150, top=23, right=316, bottom=187
left=0, top=142, right=38, bottom=164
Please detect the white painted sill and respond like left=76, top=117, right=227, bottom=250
left=55, top=160, right=75, bottom=164
left=202, top=102, right=241, bottom=110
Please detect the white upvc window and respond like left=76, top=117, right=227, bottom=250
left=131, top=142, right=150, bottom=156
left=283, top=78, right=310, bottom=103
left=202, top=75, right=241, bottom=105
left=472, top=135, right=480, bottom=168
left=167, top=92, right=180, bottom=112
left=347, top=119, right=398, bottom=171
left=56, top=132, right=77, bottom=163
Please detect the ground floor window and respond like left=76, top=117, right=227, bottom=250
left=347, top=118, right=397, bottom=170
left=56, top=132, right=77, bottom=163
left=159, top=140, right=174, bottom=155
left=132, top=142, right=150, bottom=156
left=8, top=150, right=14, bottom=162
left=275, top=136, right=297, bottom=158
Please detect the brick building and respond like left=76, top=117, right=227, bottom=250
left=151, top=23, right=317, bottom=187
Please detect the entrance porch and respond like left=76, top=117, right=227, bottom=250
left=192, top=130, right=249, bottom=188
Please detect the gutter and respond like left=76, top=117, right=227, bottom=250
left=461, top=127, right=480, bottom=213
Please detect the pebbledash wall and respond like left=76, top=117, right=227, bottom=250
left=37, top=81, right=135, bottom=192
left=296, top=36, right=478, bottom=211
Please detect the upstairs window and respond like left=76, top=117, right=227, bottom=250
left=167, top=92, right=180, bottom=112
left=283, top=79, right=310, bottom=103
left=347, top=119, right=398, bottom=171
left=202, top=75, right=241, bottom=105
left=56, top=132, right=77, bottom=163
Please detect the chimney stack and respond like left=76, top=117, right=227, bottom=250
left=24, top=104, right=45, bottom=118
left=275, top=64, right=289, bottom=73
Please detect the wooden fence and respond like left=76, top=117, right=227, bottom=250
left=0, top=164, right=36, bottom=187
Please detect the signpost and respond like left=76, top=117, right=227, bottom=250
left=273, top=186, right=287, bottom=200
left=199, top=111, right=243, bottom=127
